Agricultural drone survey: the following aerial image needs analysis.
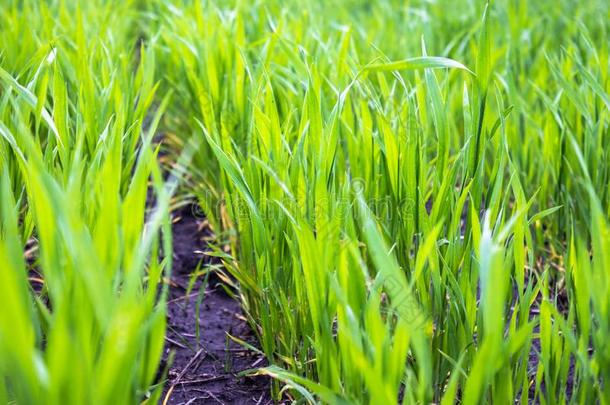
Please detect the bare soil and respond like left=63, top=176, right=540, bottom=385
left=159, top=206, right=272, bottom=405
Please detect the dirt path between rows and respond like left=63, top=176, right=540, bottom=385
left=160, top=206, right=272, bottom=405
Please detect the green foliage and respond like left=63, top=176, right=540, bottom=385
left=156, top=0, right=610, bottom=403
left=0, top=1, right=173, bottom=403
left=2, top=0, right=610, bottom=403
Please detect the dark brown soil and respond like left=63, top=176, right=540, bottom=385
left=159, top=206, right=272, bottom=405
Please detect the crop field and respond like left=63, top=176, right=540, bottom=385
left=1, top=0, right=610, bottom=404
